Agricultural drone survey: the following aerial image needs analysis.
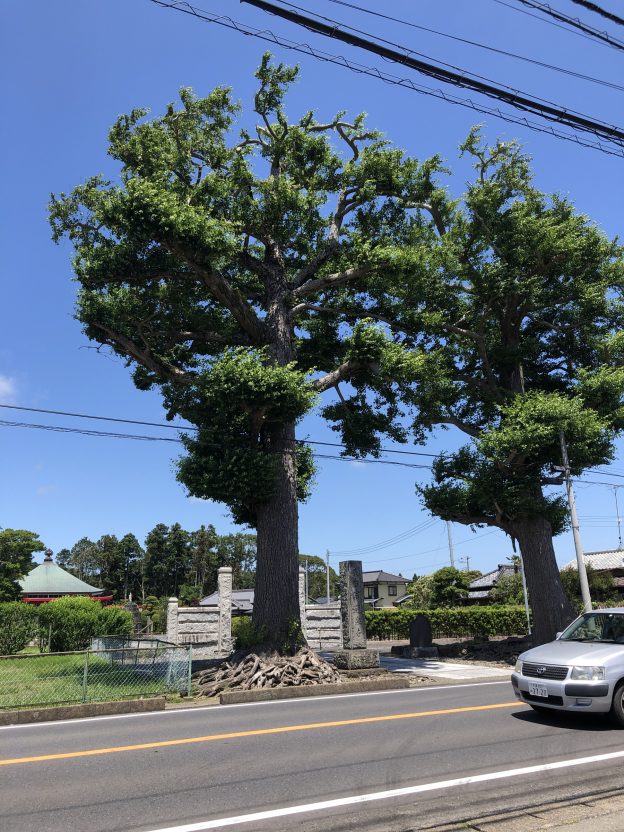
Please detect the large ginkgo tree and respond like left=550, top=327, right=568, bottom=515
left=50, top=56, right=438, bottom=644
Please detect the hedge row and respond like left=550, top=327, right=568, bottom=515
left=0, top=598, right=133, bottom=655
left=365, top=606, right=529, bottom=640
left=0, top=603, right=38, bottom=655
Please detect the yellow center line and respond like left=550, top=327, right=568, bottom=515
left=0, top=702, right=520, bottom=767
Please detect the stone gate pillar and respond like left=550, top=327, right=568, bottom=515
left=167, top=597, right=179, bottom=645
left=217, top=567, right=233, bottom=653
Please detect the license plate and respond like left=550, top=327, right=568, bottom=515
left=528, top=682, right=548, bottom=698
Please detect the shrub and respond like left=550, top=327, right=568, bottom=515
left=38, top=597, right=133, bottom=652
left=365, top=606, right=529, bottom=641
left=232, top=616, right=265, bottom=649
left=0, top=602, right=38, bottom=655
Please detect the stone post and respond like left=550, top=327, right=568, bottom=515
left=334, top=560, right=379, bottom=669
left=167, top=597, right=179, bottom=645
left=298, top=567, right=307, bottom=640
left=123, top=599, right=142, bottom=633
left=217, top=567, right=233, bottom=653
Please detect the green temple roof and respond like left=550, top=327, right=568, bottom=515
left=19, top=553, right=103, bottom=595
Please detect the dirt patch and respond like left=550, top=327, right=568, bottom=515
left=437, top=636, right=531, bottom=667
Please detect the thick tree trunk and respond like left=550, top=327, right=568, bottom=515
left=510, top=515, right=576, bottom=645
left=252, top=419, right=301, bottom=645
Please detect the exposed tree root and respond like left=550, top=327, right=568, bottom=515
left=194, top=647, right=341, bottom=697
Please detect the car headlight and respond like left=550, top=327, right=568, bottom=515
left=514, top=659, right=522, bottom=673
left=570, top=666, right=605, bottom=680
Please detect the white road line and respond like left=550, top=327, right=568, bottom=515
left=142, top=748, right=624, bottom=832
left=0, top=681, right=510, bottom=730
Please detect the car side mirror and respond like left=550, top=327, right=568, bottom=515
left=555, top=632, right=562, bottom=639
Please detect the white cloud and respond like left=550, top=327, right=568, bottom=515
left=36, top=484, right=56, bottom=497
left=0, top=375, right=17, bottom=403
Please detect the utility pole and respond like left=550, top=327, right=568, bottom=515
left=304, top=556, right=309, bottom=602
left=446, top=521, right=456, bottom=568
left=611, top=486, right=623, bottom=550
left=459, top=555, right=470, bottom=572
left=558, top=430, right=592, bottom=613
left=518, top=553, right=532, bottom=635
left=325, top=550, right=331, bottom=604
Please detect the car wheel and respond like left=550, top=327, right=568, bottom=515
left=610, top=682, right=624, bottom=727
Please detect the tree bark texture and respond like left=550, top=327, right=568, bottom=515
left=510, top=515, right=576, bottom=645
left=251, top=292, right=301, bottom=645
left=252, top=419, right=301, bottom=644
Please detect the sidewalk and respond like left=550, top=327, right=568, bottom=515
left=437, top=790, right=624, bottom=831
left=379, top=654, right=510, bottom=679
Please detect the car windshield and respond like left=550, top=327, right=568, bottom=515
left=560, top=612, right=624, bottom=643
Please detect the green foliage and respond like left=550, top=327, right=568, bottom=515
left=429, top=567, right=472, bottom=608
left=140, top=595, right=168, bottom=634
left=38, top=598, right=133, bottom=653
left=0, top=529, right=46, bottom=602
left=299, top=554, right=339, bottom=599
left=232, top=616, right=266, bottom=650
left=365, top=606, right=529, bottom=640
left=0, top=603, right=38, bottom=655
left=407, top=575, right=434, bottom=609
left=174, top=350, right=317, bottom=525
left=560, top=564, right=618, bottom=609
left=490, top=573, right=525, bottom=605
left=178, top=584, right=201, bottom=606
left=49, top=54, right=446, bottom=535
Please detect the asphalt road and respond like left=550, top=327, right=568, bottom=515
left=2, top=681, right=624, bottom=832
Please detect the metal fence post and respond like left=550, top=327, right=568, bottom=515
left=187, top=644, right=193, bottom=698
left=82, top=651, right=89, bottom=703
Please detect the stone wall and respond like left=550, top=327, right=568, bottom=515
left=299, top=567, right=343, bottom=650
left=166, top=567, right=233, bottom=657
left=167, top=566, right=343, bottom=654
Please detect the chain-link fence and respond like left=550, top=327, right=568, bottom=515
left=0, top=638, right=192, bottom=709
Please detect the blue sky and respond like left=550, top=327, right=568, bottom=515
left=2, top=0, right=624, bottom=578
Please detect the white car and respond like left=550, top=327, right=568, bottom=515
left=511, top=608, right=624, bottom=726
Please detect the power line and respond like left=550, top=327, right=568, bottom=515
left=314, top=0, right=624, bottom=93
left=367, top=530, right=498, bottom=563
left=331, top=518, right=438, bottom=556
left=0, top=403, right=438, bottom=458
left=491, top=0, right=610, bottom=44
left=5, top=406, right=624, bottom=487
left=570, top=0, right=624, bottom=27
left=147, top=1, right=624, bottom=158
left=509, top=0, right=624, bottom=50
left=0, top=418, right=433, bottom=469
left=241, top=0, right=624, bottom=147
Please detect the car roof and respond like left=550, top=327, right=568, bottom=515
left=585, top=608, right=624, bottom=614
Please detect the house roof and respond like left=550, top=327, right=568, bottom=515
left=468, top=564, right=516, bottom=591
left=467, top=564, right=517, bottom=600
left=562, top=550, right=624, bottom=571
left=19, top=554, right=103, bottom=595
left=200, top=589, right=255, bottom=612
left=362, top=570, right=407, bottom=584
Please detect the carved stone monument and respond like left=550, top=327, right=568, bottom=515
left=123, top=596, right=142, bottom=633
left=333, top=560, right=379, bottom=670
left=404, top=613, right=438, bottom=659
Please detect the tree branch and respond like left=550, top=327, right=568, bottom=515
left=93, top=324, right=196, bottom=384
left=291, top=240, right=341, bottom=289
left=310, top=359, right=374, bottom=392
left=293, top=264, right=386, bottom=299
left=166, top=243, right=268, bottom=344
left=439, top=407, right=482, bottom=438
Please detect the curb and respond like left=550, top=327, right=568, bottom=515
left=219, top=675, right=410, bottom=704
left=0, top=696, right=166, bottom=726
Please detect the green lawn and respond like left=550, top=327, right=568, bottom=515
left=0, top=652, right=187, bottom=709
